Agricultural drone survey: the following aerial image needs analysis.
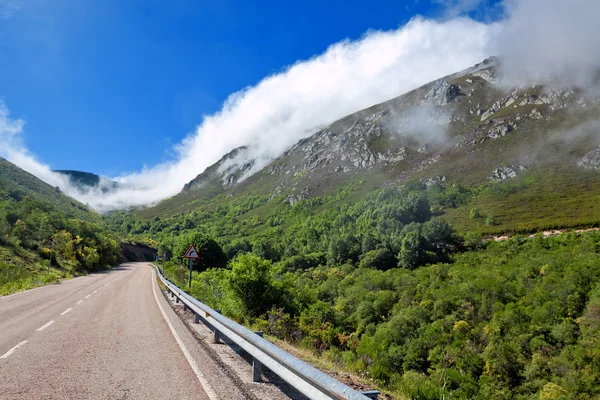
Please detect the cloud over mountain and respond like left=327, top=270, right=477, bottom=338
left=1, top=0, right=599, bottom=211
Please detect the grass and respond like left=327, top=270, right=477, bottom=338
left=0, top=157, right=100, bottom=222
left=0, top=244, right=75, bottom=296
left=442, top=167, right=600, bottom=234
left=267, top=334, right=404, bottom=399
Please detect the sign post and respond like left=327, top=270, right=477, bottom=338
left=183, top=245, right=200, bottom=290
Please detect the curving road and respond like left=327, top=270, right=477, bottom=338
left=0, top=263, right=244, bottom=399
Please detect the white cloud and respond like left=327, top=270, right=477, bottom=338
left=4, top=0, right=600, bottom=212
left=434, top=0, right=487, bottom=17
left=78, top=17, right=495, bottom=211
left=495, top=0, right=600, bottom=87
left=0, top=102, right=76, bottom=190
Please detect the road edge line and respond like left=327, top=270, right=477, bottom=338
left=150, top=269, right=219, bottom=400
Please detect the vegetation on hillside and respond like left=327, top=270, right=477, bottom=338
left=112, top=174, right=600, bottom=399
left=161, top=232, right=600, bottom=399
left=0, top=159, right=120, bottom=295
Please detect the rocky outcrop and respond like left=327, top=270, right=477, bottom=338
left=490, top=167, right=517, bottom=181
left=182, top=146, right=256, bottom=192
left=422, top=80, right=464, bottom=106
left=578, top=149, right=600, bottom=169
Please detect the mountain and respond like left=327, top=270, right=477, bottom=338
left=117, top=59, right=600, bottom=399
left=54, top=169, right=120, bottom=194
left=138, top=57, right=600, bottom=233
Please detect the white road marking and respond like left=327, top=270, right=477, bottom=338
left=37, top=320, right=55, bottom=331
left=60, top=308, right=72, bottom=316
left=104, top=283, right=108, bottom=287
left=76, top=300, right=83, bottom=305
left=85, top=295, right=91, bottom=299
left=0, top=340, right=27, bottom=359
left=93, top=290, right=98, bottom=294
left=150, top=270, right=218, bottom=400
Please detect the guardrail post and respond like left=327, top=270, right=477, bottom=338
left=176, top=296, right=180, bottom=304
left=194, top=313, right=200, bottom=324
left=213, top=310, right=222, bottom=344
left=362, top=390, right=380, bottom=399
left=251, top=332, right=264, bottom=382
left=252, top=358, right=263, bottom=382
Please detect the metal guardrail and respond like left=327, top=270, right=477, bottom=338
left=151, top=264, right=378, bottom=400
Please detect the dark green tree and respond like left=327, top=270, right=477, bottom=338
left=174, top=231, right=228, bottom=272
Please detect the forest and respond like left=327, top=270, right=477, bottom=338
left=107, top=180, right=600, bottom=399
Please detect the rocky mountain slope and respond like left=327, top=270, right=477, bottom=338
left=141, top=57, right=600, bottom=224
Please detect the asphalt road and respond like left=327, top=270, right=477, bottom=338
left=0, top=263, right=239, bottom=400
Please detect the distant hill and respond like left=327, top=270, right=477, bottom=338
left=54, top=169, right=120, bottom=194
left=1, top=159, right=99, bottom=222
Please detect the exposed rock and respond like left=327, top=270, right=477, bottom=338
left=471, top=68, right=497, bottom=84
left=487, top=123, right=515, bottom=139
left=422, top=79, right=464, bottom=106
left=530, top=108, right=543, bottom=120
left=182, top=146, right=255, bottom=192
left=287, top=186, right=310, bottom=206
left=490, top=167, right=517, bottom=181
left=421, top=175, right=447, bottom=188
left=578, top=149, right=600, bottom=169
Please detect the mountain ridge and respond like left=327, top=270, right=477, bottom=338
left=140, top=57, right=599, bottom=221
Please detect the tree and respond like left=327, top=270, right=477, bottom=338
left=359, top=248, right=397, bottom=271
left=228, top=254, right=282, bottom=317
left=224, top=238, right=252, bottom=259
left=52, top=230, right=75, bottom=262
left=174, top=231, right=228, bottom=272
left=398, top=230, right=429, bottom=270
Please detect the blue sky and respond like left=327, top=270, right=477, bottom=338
left=0, top=0, right=501, bottom=176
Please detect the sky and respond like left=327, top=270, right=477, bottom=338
left=0, top=0, right=598, bottom=211
left=0, top=0, right=498, bottom=175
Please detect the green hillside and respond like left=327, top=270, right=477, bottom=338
left=0, top=158, right=99, bottom=222
left=0, top=158, right=120, bottom=295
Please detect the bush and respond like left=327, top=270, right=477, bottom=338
left=228, top=254, right=283, bottom=317
left=359, top=248, right=396, bottom=271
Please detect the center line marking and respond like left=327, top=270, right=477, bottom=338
left=85, top=294, right=91, bottom=299
left=93, top=290, right=98, bottom=294
left=37, top=320, right=55, bottom=331
left=60, top=308, right=72, bottom=316
left=76, top=300, right=83, bottom=305
left=0, top=340, right=27, bottom=359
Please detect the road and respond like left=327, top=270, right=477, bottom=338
left=0, top=263, right=243, bottom=399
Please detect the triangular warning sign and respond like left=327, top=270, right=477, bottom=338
left=184, top=245, right=200, bottom=259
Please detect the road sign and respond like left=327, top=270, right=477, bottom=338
left=184, top=245, right=200, bottom=259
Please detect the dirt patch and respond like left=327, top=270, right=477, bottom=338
left=489, top=227, right=600, bottom=242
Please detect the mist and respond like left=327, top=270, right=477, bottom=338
left=496, top=0, right=600, bottom=87
left=2, top=0, right=600, bottom=212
